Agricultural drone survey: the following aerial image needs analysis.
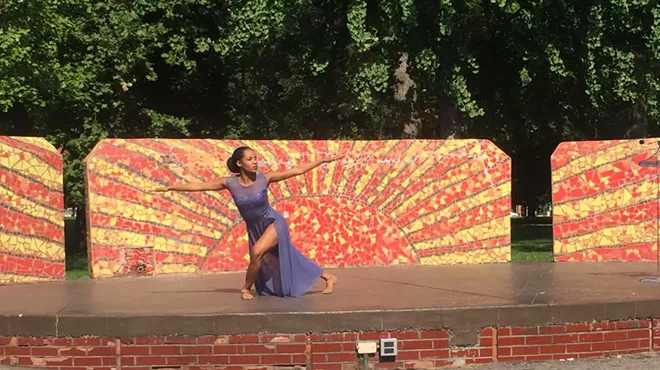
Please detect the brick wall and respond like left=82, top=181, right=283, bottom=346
left=1, top=319, right=659, bottom=370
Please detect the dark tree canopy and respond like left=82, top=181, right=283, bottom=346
left=1, top=0, right=658, bottom=209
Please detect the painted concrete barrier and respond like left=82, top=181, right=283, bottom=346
left=84, top=139, right=511, bottom=278
left=0, top=136, right=65, bottom=284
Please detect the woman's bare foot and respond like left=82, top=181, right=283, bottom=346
left=322, top=275, right=337, bottom=294
left=241, top=289, right=254, bottom=300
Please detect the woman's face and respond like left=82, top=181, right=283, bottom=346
left=238, top=149, right=259, bottom=173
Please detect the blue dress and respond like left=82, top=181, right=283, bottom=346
left=225, top=172, right=322, bottom=297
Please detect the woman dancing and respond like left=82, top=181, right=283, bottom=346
left=155, top=146, right=341, bottom=300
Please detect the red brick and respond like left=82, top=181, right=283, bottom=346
left=578, top=333, right=603, bottom=342
left=579, top=352, right=605, bottom=359
left=526, top=336, right=552, bottom=345
left=511, top=346, right=539, bottom=356
left=183, top=345, right=213, bottom=355
left=342, top=343, right=355, bottom=351
left=74, top=357, right=103, bottom=366
left=17, top=337, right=45, bottom=346
left=231, top=335, right=261, bottom=344
left=121, top=357, right=135, bottom=366
left=480, top=327, right=495, bottom=336
left=479, top=348, right=494, bottom=357
left=31, top=347, right=59, bottom=356
left=554, top=334, right=579, bottom=344
left=310, top=334, right=327, bottom=342
left=567, top=343, right=591, bottom=353
left=312, top=353, right=327, bottom=363
left=358, top=332, right=387, bottom=340
left=134, top=337, right=165, bottom=345
left=72, top=337, right=103, bottom=346
left=122, top=346, right=150, bottom=355
left=604, top=331, right=628, bottom=341
left=466, top=358, right=494, bottom=364
left=151, top=345, right=181, bottom=355
left=229, top=355, right=260, bottom=364
left=261, top=354, right=293, bottom=364
left=244, top=344, right=277, bottom=354
left=592, top=341, right=616, bottom=351
left=327, top=353, right=358, bottom=362
left=539, top=326, right=566, bottom=334
left=616, top=340, right=642, bottom=350
left=389, top=331, right=419, bottom=340
left=292, top=354, right=307, bottom=363
left=103, top=357, right=117, bottom=366
left=88, top=346, right=116, bottom=356
left=499, top=337, right=525, bottom=346
left=419, top=349, right=450, bottom=359
left=420, top=331, right=448, bottom=339
left=277, top=344, right=306, bottom=353
left=592, top=322, right=616, bottom=331
left=452, top=348, right=479, bottom=358
left=566, top=323, right=590, bottom=332
left=312, top=343, right=342, bottom=353
left=510, top=327, right=525, bottom=336
left=639, top=320, right=651, bottom=327
left=373, top=362, right=404, bottom=369
left=480, top=337, right=493, bottom=346
left=524, top=354, right=553, bottom=361
left=214, top=345, right=243, bottom=354
left=199, top=355, right=230, bottom=365
left=261, top=335, right=292, bottom=343
left=616, top=321, right=637, bottom=329
left=402, top=340, right=433, bottom=350
left=293, top=334, right=308, bottom=342
left=433, top=339, right=449, bottom=348
left=136, top=356, right=166, bottom=366
left=121, top=367, right=151, bottom=370
left=523, top=327, right=540, bottom=335
left=165, top=336, right=197, bottom=344
left=0, top=337, right=14, bottom=345
left=315, top=364, right=342, bottom=370
left=0, top=357, right=13, bottom=365
left=50, top=338, right=73, bottom=346
left=628, top=329, right=650, bottom=340
left=497, top=328, right=511, bottom=336
left=396, top=351, right=420, bottom=360
left=342, top=333, right=358, bottom=341
left=539, top=345, right=566, bottom=354
left=5, top=347, right=30, bottom=355
left=497, top=347, right=511, bottom=356
left=499, top=356, right=526, bottom=362
left=167, top=356, right=197, bottom=365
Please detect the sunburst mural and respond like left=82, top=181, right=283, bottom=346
left=84, top=139, right=511, bottom=278
left=0, top=136, right=65, bottom=284
left=552, top=139, right=660, bottom=262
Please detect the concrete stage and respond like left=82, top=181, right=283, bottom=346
left=1, top=262, right=660, bottom=344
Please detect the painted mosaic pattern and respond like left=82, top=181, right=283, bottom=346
left=0, top=136, right=65, bottom=284
left=552, top=139, right=660, bottom=262
left=84, top=139, right=511, bottom=278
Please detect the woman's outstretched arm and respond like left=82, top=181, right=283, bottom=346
left=266, top=155, right=344, bottom=183
left=153, top=178, right=227, bottom=192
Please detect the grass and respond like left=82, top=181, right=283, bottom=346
left=62, top=217, right=555, bottom=280
left=510, top=217, right=554, bottom=262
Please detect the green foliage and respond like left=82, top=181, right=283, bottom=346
left=0, top=0, right=659, bottom=208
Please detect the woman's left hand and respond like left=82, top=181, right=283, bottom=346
left=323, top=154, right=345, bottom=163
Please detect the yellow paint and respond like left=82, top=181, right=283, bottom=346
left=0, top=274, right=52, bottom=284
left=0, top=232, right=64, bottom=260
